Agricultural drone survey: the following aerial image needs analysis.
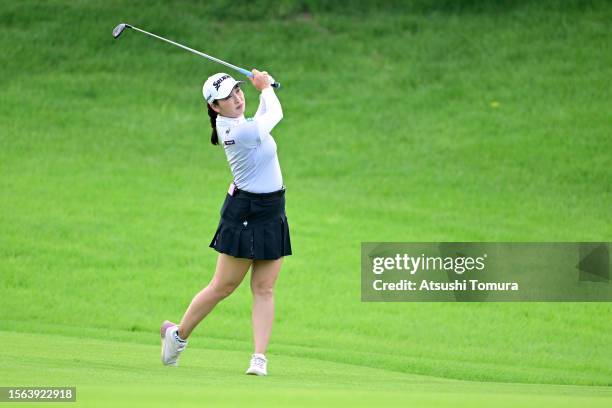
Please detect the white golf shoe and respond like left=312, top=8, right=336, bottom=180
left=245, top=353, right=268, bottom=376
left=160, top=320, right=187, bottom=366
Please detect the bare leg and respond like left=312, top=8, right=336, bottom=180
left=250, top=257, right=283, bottom=354
left=178, top=253, right=252, bottom=339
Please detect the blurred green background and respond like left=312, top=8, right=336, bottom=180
left=1, top=0, right=611, bottom=406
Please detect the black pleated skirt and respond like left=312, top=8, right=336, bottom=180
left=209, top=187, right=292, bottom=260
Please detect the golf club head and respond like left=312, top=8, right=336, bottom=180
left=112, top=23, right=130, bottom=39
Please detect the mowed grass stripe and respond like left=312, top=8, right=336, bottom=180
left=1, top=331, right=612, bottom=408
left=2, top=319, right=611, bottom=387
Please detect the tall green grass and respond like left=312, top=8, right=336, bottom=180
left=1, top=0, right=611, bottom=387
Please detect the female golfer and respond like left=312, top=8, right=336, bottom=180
left=160, top=69, right=291, bottom=376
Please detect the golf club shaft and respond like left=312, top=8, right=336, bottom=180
left=126, top=24, right=279, bottom=88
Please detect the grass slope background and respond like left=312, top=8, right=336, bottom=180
left=1, top=0, right=611, bottom=405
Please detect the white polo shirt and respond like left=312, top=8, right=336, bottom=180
left=215, top=87, right=284, bottom=194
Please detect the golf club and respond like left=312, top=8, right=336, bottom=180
left=112, top=23, right=280, bottom=89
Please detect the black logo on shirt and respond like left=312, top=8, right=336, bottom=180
left=224, top=140, right=235, bottom=146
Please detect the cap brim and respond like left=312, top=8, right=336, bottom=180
left=215, top=79, right=245, bottom=100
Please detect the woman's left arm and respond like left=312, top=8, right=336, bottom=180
left=250, top=69, right=283, bottom=137
left=256, top=87, right=283, bottom=136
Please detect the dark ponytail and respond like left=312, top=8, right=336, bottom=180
left=207, top=103, right=219, bottom=145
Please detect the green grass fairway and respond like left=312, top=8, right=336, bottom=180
left=2, top=331, right=612, bottom=408
left=1, top=0, right=611, bottom=406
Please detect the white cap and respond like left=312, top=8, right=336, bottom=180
left=202, top=73, right=244, bottom=104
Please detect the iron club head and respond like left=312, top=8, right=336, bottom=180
left=112, top=23, right=130, bottom=39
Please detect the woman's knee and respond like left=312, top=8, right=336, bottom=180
left=251, top=281, right=274, bottom=299
left=209, top=281, right=240, bottom=299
